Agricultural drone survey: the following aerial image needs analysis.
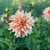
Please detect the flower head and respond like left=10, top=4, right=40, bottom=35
left=18, top=2, right=24, bottom=10
left=1, top=13, right=8, bottom=23
left=9, top=10, right=34, bottom=37
left=31, top=2, right=35, bottom=7
left=43, top=7, right=50, bottom=15
left=5, top=8, right=9, bottom=12
left=43, top=7, right=50, bottom=21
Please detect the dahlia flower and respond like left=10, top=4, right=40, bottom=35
left=9, top=10, right=34, bottom=37
left=1, top=13, right=8, bottom=23
left=43, top=7, right=50, bottom=21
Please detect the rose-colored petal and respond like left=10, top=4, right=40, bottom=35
left=33, top=18, right=38, bottom=22
left=1, top=13, right=8, bottom=23
left=1, top=17, right=5, bottom=22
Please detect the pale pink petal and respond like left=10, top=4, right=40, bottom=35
left=1, top=13, right=8, bottom=23
left=33, top=18, right=38, bottom=22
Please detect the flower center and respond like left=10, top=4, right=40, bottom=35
left=21, top=21, right=26, bottom=26
left=48, top=10, right=50, bottom=14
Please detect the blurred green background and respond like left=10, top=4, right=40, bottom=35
left=0, top=0, right=50, bottom=50
left=0, top=0, right=50, bottom=15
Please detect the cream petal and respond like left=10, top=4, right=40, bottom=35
left=14, top=31, right=17, bottom=36
left=8, top=28, right=11, bottom=30
left=21, top=28, right=24, bottom=31
left=28, top=12, right=31, bottom=16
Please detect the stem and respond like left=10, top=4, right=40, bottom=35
left=11, top=30, right=13, bottom=50
left=48, top=28, right=50, bottom=34
left=48, top=24, right=50, bottom=35
left=30, top=38, right=33, bottom=50
left=15, top=38, right=19, bottom=44
left=31, top=41, right=33, bottom=50
left=26, top=6, right=31, bottom=12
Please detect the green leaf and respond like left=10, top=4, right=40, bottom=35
left=0, top=29, right=4, bottom=36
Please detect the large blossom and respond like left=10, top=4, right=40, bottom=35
left=43, top=7, right=50, bottom=21
left=9, top=10, right=34, bottom=37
